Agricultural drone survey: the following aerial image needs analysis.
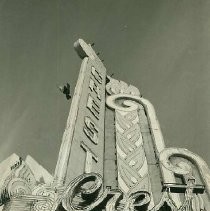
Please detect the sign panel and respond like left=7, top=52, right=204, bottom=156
left=64, top=43, right=107, bottom=184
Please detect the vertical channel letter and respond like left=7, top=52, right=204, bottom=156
left=83, top=116, right=99, bottom=144
left=91, top=66, right=103, bottom=84
left=87, top=94, right=100, bottom=119
left=89, top=78, right=101, bottom=100
left=80, top=141, right=98, bottom=173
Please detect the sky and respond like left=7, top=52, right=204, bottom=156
left=0, top=0, right=210, bottom=175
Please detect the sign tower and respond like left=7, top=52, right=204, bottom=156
left=0, top=39, right=210, bottom=211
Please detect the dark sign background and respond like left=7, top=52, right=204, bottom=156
left=0, top=0, right=209, bottom=174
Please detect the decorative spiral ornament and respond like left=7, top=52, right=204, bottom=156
left=106, top=94, right=140, bottom=112
left=7, top=178, right=32, bottom=197
left=62, top=173, right=103, bottom=211
left=159, top=148, right=193, bottom=176
left=31, top=184, right=55, bottom=211
left=160, top=147, right=210, bottom=199
left=32, top=184, right=56, bottom=199
left=33, top=198, right=54, bottom=211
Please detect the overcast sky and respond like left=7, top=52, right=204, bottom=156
left=0, top=0, right=210, bottom=174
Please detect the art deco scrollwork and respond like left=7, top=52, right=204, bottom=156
left=147, top=187, right=204, bottom=211
left=62, top=173, right=105, bottom=211
left=123, top=191, right=151, bottom=211
left=106, top=94, right=140, bottom=112
left=159, top=147, right=209, bottom=210
left=32, top=184, right=56, bottom=199
left=61, top=175, right=152, bottom=211
left=159, top=147, right=210, bottom=198
left=32, top=198, right=54, bottom=211
left=115, top=109, right=151, bottom=195
left=106, top=93, right=165, bottom=156
left=151, top=191, right=178, bottom=211
left=0, top=161, right=35, bottom=204
left=106, top=77, right=140, bottom=96
left=7, top=177, right=32, bottom=197
left=32, top=184, right=56, bottom=211
left=105, top=190, right=123, bottom=211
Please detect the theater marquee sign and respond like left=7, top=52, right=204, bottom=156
left=0, top=39, right=210, bottom=211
